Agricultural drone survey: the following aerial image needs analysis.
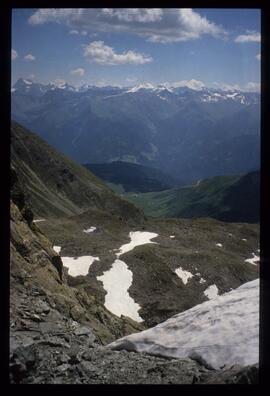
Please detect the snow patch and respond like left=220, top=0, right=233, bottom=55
left=116, top=231, right=158, bottom=257
left=204, top=284, right=219, bottom=300
left=62, top=255, right=100, bottom=277
left=216, top=243, right=223, bottom=247
left=175, top=267, right=193, bottom=285
left=245, top=253, right=260, bottom=266
left=199, top=278, right=206, bottom=284
left=33, top=219, right=46, bottom=223
left=242, top=238, right=247, bottom=242
left=170, top=235, right=175, bottom=239
left=83, top=226, right=97, bottom=233
left=97, top=259, right=143, bottom=322
left=109, top=279, right=259, bottom=370
left=53, top=246, right=61, bottom=254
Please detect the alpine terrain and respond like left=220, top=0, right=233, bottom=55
left=10, top=121, right=260, bottom=384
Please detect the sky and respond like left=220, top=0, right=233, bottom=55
left=11, top=8, right=261, bottom=91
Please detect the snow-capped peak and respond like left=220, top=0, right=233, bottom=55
left=126, top=83, right=156, bottom=93
left=48, top=80, right=76, bottom=91
left=23, top=79, right=33, bottom=85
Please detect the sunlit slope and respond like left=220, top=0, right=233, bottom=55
left=126, top=172, right=259, bottom=223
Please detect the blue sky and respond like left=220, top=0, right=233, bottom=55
left=11, top=8, right=261, bottom=91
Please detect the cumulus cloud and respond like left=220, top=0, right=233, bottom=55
left=102, top=8, right=163, bottom=23
left=12, top=49, right=18, bottom=60
left=256, top=53, right=261, bottom=61
left=28, top=8, right=226, bottom=43
left=235, top=31, right=261, bottom=43
left=70, top=67, right=85, bottom=76
left=83, top=41, right=152, bottom=65
left=24, top=54, right=36, bottom=61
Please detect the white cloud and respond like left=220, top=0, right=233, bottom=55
left=235, top=31, right=261, bottom=43
left=69, top=29, right=79, bottom=34
left=244, top=82, right=260, bottom=92
left=256, top=53, right=261, bottom=61
left=69, top=29, right=87, bottom=36
left=24, top=53, right=36, bottom=61
left=83, top=41, right=152, bottom=65
left=70, top=67, right=85, bottom=76
left=102, top=8, right=163, bottom=23
left=12, top=49, right=18, bottom=60
left=28, top=8, right=226, bottom=44
left=212, top=82, right=242, bottom=91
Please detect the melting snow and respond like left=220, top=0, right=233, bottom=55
left=53, top=246, right=61, bottom=254
left=116, top=231, right=158, bottom=257
left=216, top=243, right=223, bottom=247
left=97, top=259, right=143, bottom=322
left=83, top=226, right=97, bottom=233
left=200, top=278, right=206, bottom=284
left=109, top=279, right=259, bottom=370
left=204, top=284, right=219, bottom=300
left=62, top=256, right=100, bottom=277
left=245, top=253, right=260, bottom=266
left=175, top=267, right=193, bottom=285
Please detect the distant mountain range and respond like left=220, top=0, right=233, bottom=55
left=126, top=171, right=260, bottom=223
left=11, top=78, right=260, bottom=184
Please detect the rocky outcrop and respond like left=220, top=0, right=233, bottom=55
left=10, top=169, right=145, bottom=383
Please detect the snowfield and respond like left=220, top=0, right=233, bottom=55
left=97, top=259, right=143, bottom=322
left=109, top=279, right=259, bottom=370
left=116, top=231, right=158, bottom=257
left=61, top=255, right=100, bottom=277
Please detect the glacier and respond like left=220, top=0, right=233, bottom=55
left=109, top=279, right=259, bottom=369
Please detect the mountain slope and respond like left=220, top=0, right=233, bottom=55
left=10, top=134, right=259, bottom=384
left=11, top=121, right=144, bottom=222
left=84, top=161, right=180, bottom=193
left=11, top=122, right=259, bottom=329
left=126, top=171, right=260, bottom=223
